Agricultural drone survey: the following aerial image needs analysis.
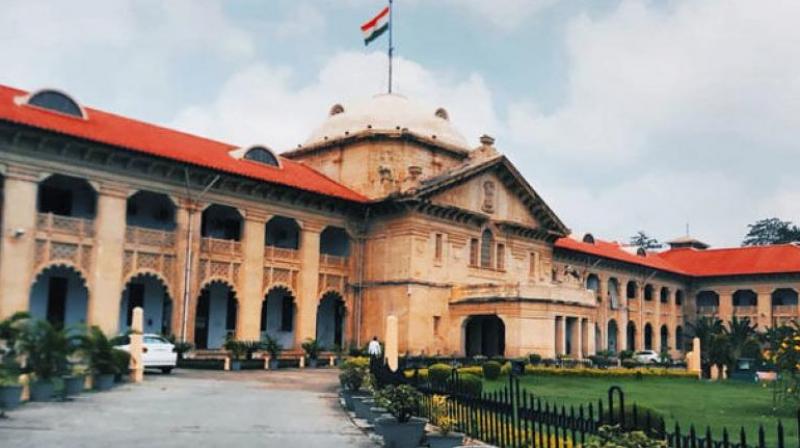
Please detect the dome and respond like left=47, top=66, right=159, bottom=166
left=304, top=94, right=468, bottom=149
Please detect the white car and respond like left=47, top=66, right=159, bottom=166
left=633, top=350, right=660, bottom=364
left=115, top=334, right=177, bottom=374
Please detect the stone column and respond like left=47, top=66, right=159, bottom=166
left=89, top=183, right=129, bottom=335
left=718, top=289, right=733, bottom=324
left=756, top=288, right=773, bottom=328
left=554, top=316, right=564, bottom=355
left=174, top=199, right=203, bottom=343
left=570, top=317, right=582, bottom=358
left=0, top=165, right=39, bottom=318
left=296, top=222, right=323, bottom=347
left=237, top=211, right=267, bottom=340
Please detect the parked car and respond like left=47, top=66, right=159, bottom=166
left=114, top=334, right=177, bottom=373
left=633, top=350, right=659, bottom=364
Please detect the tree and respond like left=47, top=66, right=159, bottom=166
left=629, top=231, right=661, bottom=250
left=723, top=317, right=760, bottom=373
left=688, top=316, right=725, bottom=377
left=742, top=217, right=800, bottom=246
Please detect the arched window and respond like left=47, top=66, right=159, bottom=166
left=243, top=146, right=279, bottom=167
left=644, top=284, right=654, bottom=301
left=480, top=229, right=494, bottom=268
left=626, top=281, right=638, bottom=300
left=26, top=90, right=84, bottom=118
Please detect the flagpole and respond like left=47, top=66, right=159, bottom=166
left=388, top=0, right=394, bottom=94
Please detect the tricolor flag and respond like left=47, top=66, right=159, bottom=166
left=361, top=6, right=390, bottom=46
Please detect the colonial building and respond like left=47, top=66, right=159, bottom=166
left=0, top=85, right=798, bottom=358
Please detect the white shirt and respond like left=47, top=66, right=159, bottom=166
left=367, top=340, right=382, bottom=356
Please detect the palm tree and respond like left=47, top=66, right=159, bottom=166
left=724, top=317, right=760, bottom=372
left=688, top=316, right=725, bottom=377
left=16, top=319, right=76, bottom=383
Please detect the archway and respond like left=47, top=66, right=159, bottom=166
left=696, top=290, right=720, bottom=313
left=194, top=281, right=237, bottom=349
left=316, top=291, right=345, bottom=349
left=320, top=226, right=350, bottom=257
left=644, top=284, right=654, bottom=301
left=37, top=174, right=96, bottom=219
left=660, top=287, right=670, bottom=304
left=772, top=288, right=798, bottom=307
left=126, top=191, right=176, bottom=230
left=644, top=323, right=653, bottom=350
left=660, top=325, right=669, bottom=352
left=608, top=278, right=620, bottom=309
left=607, top=319, right=619, bottom=352
left=733, top=289, right=757, bottom=307
left=675, top=326, right=684, bottom=351
left=260, top=286, right=296, bottom=349
left=586, top=274, right=600, bottom=298
left=119, top=273, right=172, bottom=335
left=464, top=315, right=505, bottom=357
left=29, top=265, right=88, bottom=328
left=626, top=281, right=638, bottom=300
left=626, top=321, right=637, bottom=351
left=265, top=216, right=300, bottom=249
left=201, top=204, right=242, bottom=240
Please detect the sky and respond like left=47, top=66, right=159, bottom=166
left=1, top=0, right=798, bottom=247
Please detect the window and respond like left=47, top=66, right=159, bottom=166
left=434, top=233, right=443, bottom=262
left=281, top=296, right=294, bottom=331
left=433, top=316, right=441, bottom=337
left=496, top=244, right=505, bottom=270
left=529, top=252, right=539, bottom=277
left=243, top=146, right=279, bottom=167
left=469, top=238, right=479, bottom=267
left=26, top=90, right=84, bottom=118
left=480, top=229, right=493, bottom=268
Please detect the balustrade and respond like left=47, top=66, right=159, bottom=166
left=696, top=305, right=719, bottom=316
left=772, top=304, right=798, bottom=316
left=320, top=254, right=348, bottom=269
left=200, top=237, right=242, bottom=257
left=36, top=212, right=94, bottom=238
left=264, top=246, right=299, bottom=263
left=125, top=226, right=176, bottom=247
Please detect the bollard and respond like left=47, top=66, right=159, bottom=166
left=130, top=307, right=144, bottom=383
left=386, top=315, right=398, bottom=372
left=299, top=356, right=305, bottom=368
left=264, top=356, right=271, bottom=370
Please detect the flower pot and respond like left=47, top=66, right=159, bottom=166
left=230, top=360, right=241, bottom=371
left=268, top=359, right=280, bottom=370
left=29, top=380, right=55, bottom=402
left=308, top=358, right=318, bottom=368
left=367, top=406, right=389, bottom=424
left=427, top=432, right=465, bottom=448
left=342, top=390, right=366, bottom=411
left=93, top=374, right=115, bottom=391
left=353, top=396, right=375, bottom=420
left=0, top=385, right=23, bottom=410
left=374, top=416, right=427, bottom=448
left=63, top=375, right=85, bottom=396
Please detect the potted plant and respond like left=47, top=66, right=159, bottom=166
left=62, top=364, right=88, bottom=397
left=223, top=337, right=247, bottom=371
left=80, top=326, right=119, bottom=391
left=333, top=344, right=344, bottom=366
left=262, top=335, right=282, bottom=370
left=173, top=341, right=193, bottom=361
left=0, top=312, right=28, bottom=411
left=339, top=361, right=367, bottom=411
left=426, top=395, right=464, bottom=448
left=112, top=348, right=131, bottom=382
left=374, top=385, right=427, bottom=448
left=17, top=320, right=72, bottom=402
left=301, top=338, right=321, bottom=368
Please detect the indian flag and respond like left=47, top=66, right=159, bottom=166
left=361, top=6, right=390, bottom=46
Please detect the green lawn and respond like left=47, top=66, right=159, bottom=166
left=484, top=375, right=796, bottom=445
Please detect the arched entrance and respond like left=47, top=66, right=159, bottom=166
left=194, top=281, right=237, bottom=349
left=119, top=273, right=172, bottom=335
left=644, top=323, right=653, bottom=350
left=316, top=291, right=345, bottom=349
left=626, top=321, right=637, bottom=351
left=29, top=265, right=88, bottom=328
left=660, top=325, right=669, bottom=352
left=260, top=286, right=296, bottom=349
left=464, top=315, right=505, bottom=357
left=607, top=319, right=619, bottom=352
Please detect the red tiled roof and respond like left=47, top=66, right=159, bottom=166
left=554, top=237, right=687, bottom=274
left=555, top=237, right=800, bottom=277
left=657, top=244, right=800, bottom=277
left=0, top=85, right=367, bottom=203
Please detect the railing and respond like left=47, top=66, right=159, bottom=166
left=36, top=212, right=94, bottom=238
left=200, top=237, right=242, bottom=256
left=773, top=305, right=798, bottom=316
left=371, top=360, right=798, bottom=448
left=125, top=226, right=176, bottom=247
left=264, top=246, right=298, bottom=262
left=734, top=305, right=759, bottom=317
left=696, top=305, right=719, bottom=316
left=320, top=253, right=347, bottom=268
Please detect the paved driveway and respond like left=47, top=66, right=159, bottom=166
left=0, top=369, right=375, bottom=448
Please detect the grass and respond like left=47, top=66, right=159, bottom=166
left=484, top=374, right=797, bottom=445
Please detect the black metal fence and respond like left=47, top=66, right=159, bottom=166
left=370, top=360, right=799, bottom=448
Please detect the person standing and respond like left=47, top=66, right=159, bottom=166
left=367, top=336, right=382, bottom=371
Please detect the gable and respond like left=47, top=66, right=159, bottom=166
left=414, top=156, right=568, bottom=236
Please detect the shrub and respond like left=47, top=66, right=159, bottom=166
left=223, top=338, right=248, bottom=361
left=343, top=356, right=370, bottom=369
left=261, top=335, right=282, bottom=359
left=529, top=353, right=543, bottom=365
left=172, top=341, right=193, bottom=360
left=523, top=365, right=698, bottom=380
left=483, top=360, right=502, bottom=380
left=587, top=425, right=666, bottom=448
left=431, top=395, right=457, bottom=435
left=428, top=363, right=452, bottom=388
left=457, top=366, right=483, bottom=377
left=17, top=319, right=75, bottom=381
left=301, top=338, right=321, bottom=360
left=619, top=350, right=634, bottom=360
left=375, top=384, right=422, bottom=423
left=602, top=406, right=665, bottom=438
left=500, top=361, right=514, bottom=376
left=449, top=372, right=483, bottom=396
left=339, top=365, right=365, bottom=392
left=621, top=359, right=640, bottom=369
left=80, top=326, right=119, bottom=375
left=112, top=349, right=131, bottom=376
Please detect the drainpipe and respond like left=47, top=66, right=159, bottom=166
left=179, top=170, right=220, bottom=343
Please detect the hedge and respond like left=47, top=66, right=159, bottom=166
left=483, top=361, right=502, bottom=380
left=524, top=365, right=698, bottom=379
left=428, top=363, right=452, bottom=388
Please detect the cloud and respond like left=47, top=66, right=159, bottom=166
left=504, top=0, right=800, bottom=246
left=272, top=3, right=326, bottom=39
left=170, top=51, right=500, bottom=151
left=446, top=0, right=562, bottom=30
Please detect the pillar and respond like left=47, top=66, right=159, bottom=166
left=237, top=211, right=267, bottom=340
left=89, top=183, right=128, bottom=335
left=756, top=288, right=773, bottom=328
left=130, top=307, right=144, bottom=383
left=554, top=316, right=564, bottom=355
left=386, top=315, right=398, bottom=371
left=296, top=222, right=323, bottom=346
left=174, top=199, right=202, bottom=343
left=569, top=317, right=581, bottom=358
left=0, top=165, right=39, bottom=318
left=718, top=289, right=733, bottom=324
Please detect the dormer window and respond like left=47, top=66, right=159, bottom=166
left=243, top=146, right=280, bottom=167
left=23, top=89, right=85, bottom=119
